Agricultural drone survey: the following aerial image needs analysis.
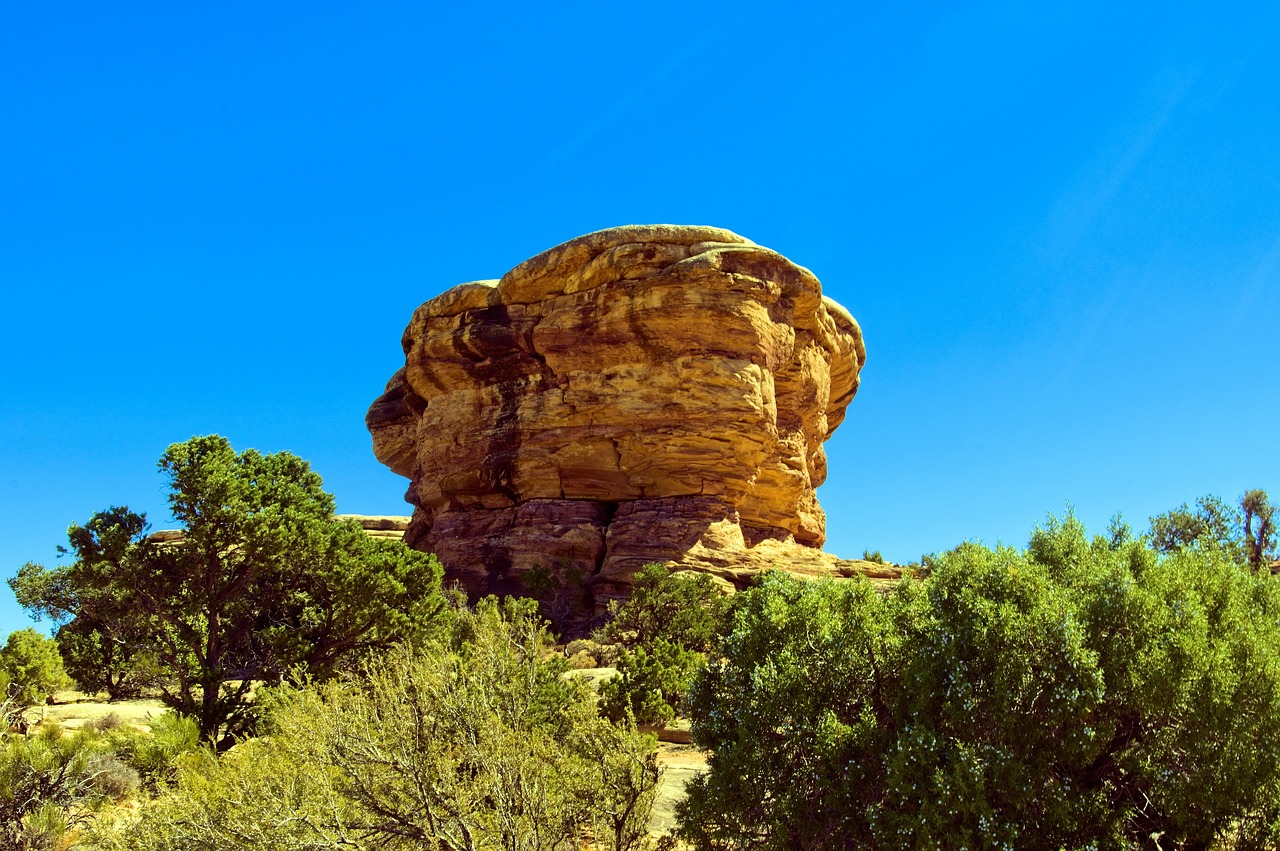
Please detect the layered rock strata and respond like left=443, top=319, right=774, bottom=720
left=368, top=225, right=890, bottom=602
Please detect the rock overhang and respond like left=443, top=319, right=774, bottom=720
left=367, top=224, right=872, bottom=603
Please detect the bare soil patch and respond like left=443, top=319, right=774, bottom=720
left=22, top=691, right=170, bottom=732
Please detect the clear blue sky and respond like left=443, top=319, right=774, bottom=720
left=3, top=2, right=1278, bottom=638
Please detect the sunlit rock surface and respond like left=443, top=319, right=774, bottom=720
left=368, top=225, right=894, bottom=603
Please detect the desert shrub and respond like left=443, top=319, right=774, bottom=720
left=0, top=629, right=70, bottom=707
left=105, top=711, right=201, bottom=789
left=569, top=638, right=621, bottom=667
left=90, top=737, right=355, bottom=851
left=565, top=637, right=599, bottom=658
left=88, top=712, right=124, bottom=734
left=0, top=724, right=122, bottom=850
left=678, top=514, right=1280, bottom=850
left=595, top=565, right=729, bottom=728
left=82, top=752, right=140, bottom=800
left=599, top=564, right=727, bottom=653
left=99, top=596, right=661, bottom=851
left=600, top=638, right=702, bottom=726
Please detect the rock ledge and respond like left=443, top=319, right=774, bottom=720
left=368, top=225, right=884, bottom=601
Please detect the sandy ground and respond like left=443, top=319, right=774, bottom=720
left=651, top=742, right=709, bottom=837
left=21, top=692, right=170, bottom=732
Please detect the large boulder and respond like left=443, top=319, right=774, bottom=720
left=368, top=225, right=889, bottom=604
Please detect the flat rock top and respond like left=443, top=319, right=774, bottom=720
left=411, top=224, right=858, bottom=331
left=335, top=515, right=411, bottom=531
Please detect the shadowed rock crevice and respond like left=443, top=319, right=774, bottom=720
left=368, top=225, right=882, bottom=604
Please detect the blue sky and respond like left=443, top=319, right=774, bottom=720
left=3, top=2, right=1278, bottom=638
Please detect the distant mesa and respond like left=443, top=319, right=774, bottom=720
left=150, top=516, right=408, bottom=544
left=367, top=224, right=898, bottom=605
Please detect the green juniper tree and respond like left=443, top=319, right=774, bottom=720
left=10, top=435, right=446, bottom=745
left=0, top=628, right=70, bottom=707
left=598, top=564, right=729, bottom=725
left=679, top=513, right=1280, bottom=850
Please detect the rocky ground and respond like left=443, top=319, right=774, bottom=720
left=652, top=742, right=708, bottom=836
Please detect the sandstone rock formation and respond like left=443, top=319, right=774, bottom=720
left=334, top=515, right=409, bottom=542
left=151, top=516, right=409, bottom=545
left=368, top=224, right=894, bottom=603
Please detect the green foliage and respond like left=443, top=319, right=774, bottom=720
left=600, top=638, right=703, bottom=726
left=98, top=596, right=661, bottom=851
left=0, top=629, right=70, bottom=707
left=9, top=435, right=447, bottom=745
left=1149, top=494, right=1243, bottom=559
left=105, top=711, right=201, bottom=789
left=11, top=537, right=163, bottom=700
left=600, top=564, right=727, bottom=653
left=678, top=514, right=1280, bottom=850
left=1148, top=489, right=1278, bottom=570
left=0, top=723, right=136, bottom=850
left=57, top=617, right=166, bottom=700
left=89, top=736, right=354, bottom=851
left=596, top=565, right=730, bottom=728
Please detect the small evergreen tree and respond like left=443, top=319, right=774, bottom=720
left=679, top=514, right=1280, bottom=850
left=0, top=629, right=70, bottom=706
left=10, top=435, right=447, bottom=745
left=596, top=564, right=730, bottom=725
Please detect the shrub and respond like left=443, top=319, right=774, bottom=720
left=594, top=565, right=729, bottom=727
left=89, top=737, right=353, bottom=850
left=98, top=596, right=662, bottom=850
left=105, top=711, right=201, bottom=789
left=88, top=712, right=124, bottom=734
left=600, top=639, right=703, bottom=726
left=678, top=514, right=1280, bottom=850
left=0, top=724, right=121, bottom=849
left=599, top=564, right=727, bottom=653
left=0, top=629, right=70, bottom=707
left=83, top=752, right=141, bottom=801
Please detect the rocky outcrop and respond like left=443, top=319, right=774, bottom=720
left=151, top=516, right=410, bottom=545
left=335, top=515, right=409, bottom=542
left=368, top=224, right=889, bottom=603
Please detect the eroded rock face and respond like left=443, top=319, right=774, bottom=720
left=368, top=225, right=877, bottom=602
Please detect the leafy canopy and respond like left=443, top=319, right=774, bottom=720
left=0, top=628, right=70, bottom=707
left=10, top=435, right=446, bottom=745
left=679, top=513, right=1280, bottom=851
left=97, top=596, right=662, bottom=851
